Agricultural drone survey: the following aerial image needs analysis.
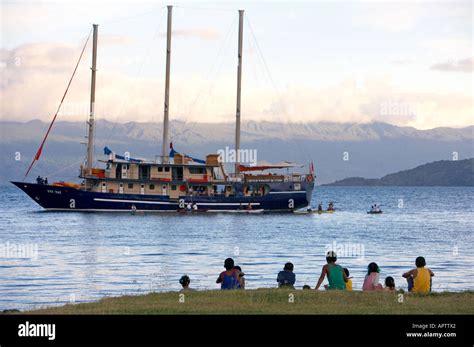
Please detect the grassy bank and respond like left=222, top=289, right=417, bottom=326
left=21, top=289, right=474, bottom=315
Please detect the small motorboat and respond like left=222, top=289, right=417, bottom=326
left=367, top=210, right=383, bottom=214
left=294, top=208, right=335, bottom=214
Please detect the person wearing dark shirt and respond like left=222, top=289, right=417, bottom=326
left=277, top=262, right=296, bottom=289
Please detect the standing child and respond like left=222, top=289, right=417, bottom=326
left=362, top=262, right=383, bottom=291
left=402, top=256, right=434, bottom=293
left=277, top=262, right=296, bottom=289
left=216, top=258, right=243, bottom=290
left=315, top=251, right=348, bottom=290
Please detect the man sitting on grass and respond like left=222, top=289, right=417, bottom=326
left=315, top=251, right=348, bottom=290
left=277, top=262, right=296, bottom=289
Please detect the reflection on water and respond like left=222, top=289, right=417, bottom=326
left=0, top=186, right=473, bottom=310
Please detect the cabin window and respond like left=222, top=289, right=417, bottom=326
left=189, top=167, right=207, bottom=175
left=158, top=167, right=163, bottom=172
left=171, top=185, right=177, bottom=190
left=149, top=184, right=155, bottom=190
left=164, top=167, right=170, bottom=172
left=172, top=167, right=183, bottom=181
left=128, top=183, right=134, bottom=189
left=139, top=165, right=151, bottom=180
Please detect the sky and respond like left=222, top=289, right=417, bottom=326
left=1, top=0, right=473, bottom=129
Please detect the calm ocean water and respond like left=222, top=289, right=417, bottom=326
left=0, top=185, right=473, bottom=310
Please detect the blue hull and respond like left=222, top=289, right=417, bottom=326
left=11, top=182, right=313, bottom=212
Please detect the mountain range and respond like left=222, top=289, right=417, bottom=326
left=323, top=158, right=474, bottom=186
left=0, top=120, right=472, bottom=185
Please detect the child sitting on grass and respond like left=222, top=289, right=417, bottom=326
left=362, top=262, right=383, bottom=291
left=384, top=276, right=396, bottom=291
left=402, top=256, right=434, bottom=293
left=179, top=275, right=195, bottom=292
left=234, top=265, right=245, bottom=289
left=343, top=268, right=353, bottom=291
left=277, top=262, right=296, bottom=289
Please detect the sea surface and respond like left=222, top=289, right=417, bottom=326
left=0, top=185, right=473, bottom=310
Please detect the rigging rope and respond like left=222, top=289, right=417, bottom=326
left=245, top=15, right=313, bottom=165
left=173, top=15, right=237, bottom=148
left=24, top=28, right=93, bottom=180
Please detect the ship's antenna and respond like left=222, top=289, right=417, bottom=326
left=234, top=9, right=244, bottom=174
left=162, top=5, right=173, bottom=164
left=86, top=24, right=98, bottom=175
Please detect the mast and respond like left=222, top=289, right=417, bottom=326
left=86, top=24, right=98, bottom=175
left=162, top=5, right=173, bottom=164
left=234, top=10, right=244, bottom=174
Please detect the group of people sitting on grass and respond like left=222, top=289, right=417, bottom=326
left=179, top=252, right=434, bottom=293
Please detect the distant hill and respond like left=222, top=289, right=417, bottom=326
left=1, top=120, right=473, bottom=185
left=323, top=159, right=474, bottom=186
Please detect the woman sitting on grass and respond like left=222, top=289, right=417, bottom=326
left=216, top=258, right=244, bottom=290
left=362, top=262, right=383, bottom=291
left=402, top=256, right=434, bottom=293
left=315, top=251, right=348, bottom=290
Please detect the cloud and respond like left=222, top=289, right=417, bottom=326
left=159, top=29, right=221, bottom=41
left=430, top=57, right=474, bottom=73
left=98, top=34, right=136, bottom=46
left=1, top=40, right=473, bottom=130
left=354, top=3, right=424, bottom=33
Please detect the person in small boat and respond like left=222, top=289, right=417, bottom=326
left=384, top=276, right=396, bottom=291
left=315, top=251, right=348, bottom=290
left=370, top=204, right=381, bottom=213
left=233, top=265, right=245, bottom=289
left=44, top=177, right=48, bottom=185
left=36, top=176, right=44, bottom=185
left=317, top=203, right=323, bottom=212
left=343, top=268, right=353, bottom=291
left=402, top=256, right=434, bottom=293
left=179, top=275, right=195, bottom=292
left=362, top=262, right=383, bottom=291
left=327, top=202, right=334, bottom=211
left=216, top=258, right=243, bottom=290
left=277, top=262, right=296, bottom=289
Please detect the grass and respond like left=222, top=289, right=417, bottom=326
left=17, top=289, right=474, bottom=315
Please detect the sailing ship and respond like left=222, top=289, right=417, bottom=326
left=12, top=6, right=315, bottom=213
